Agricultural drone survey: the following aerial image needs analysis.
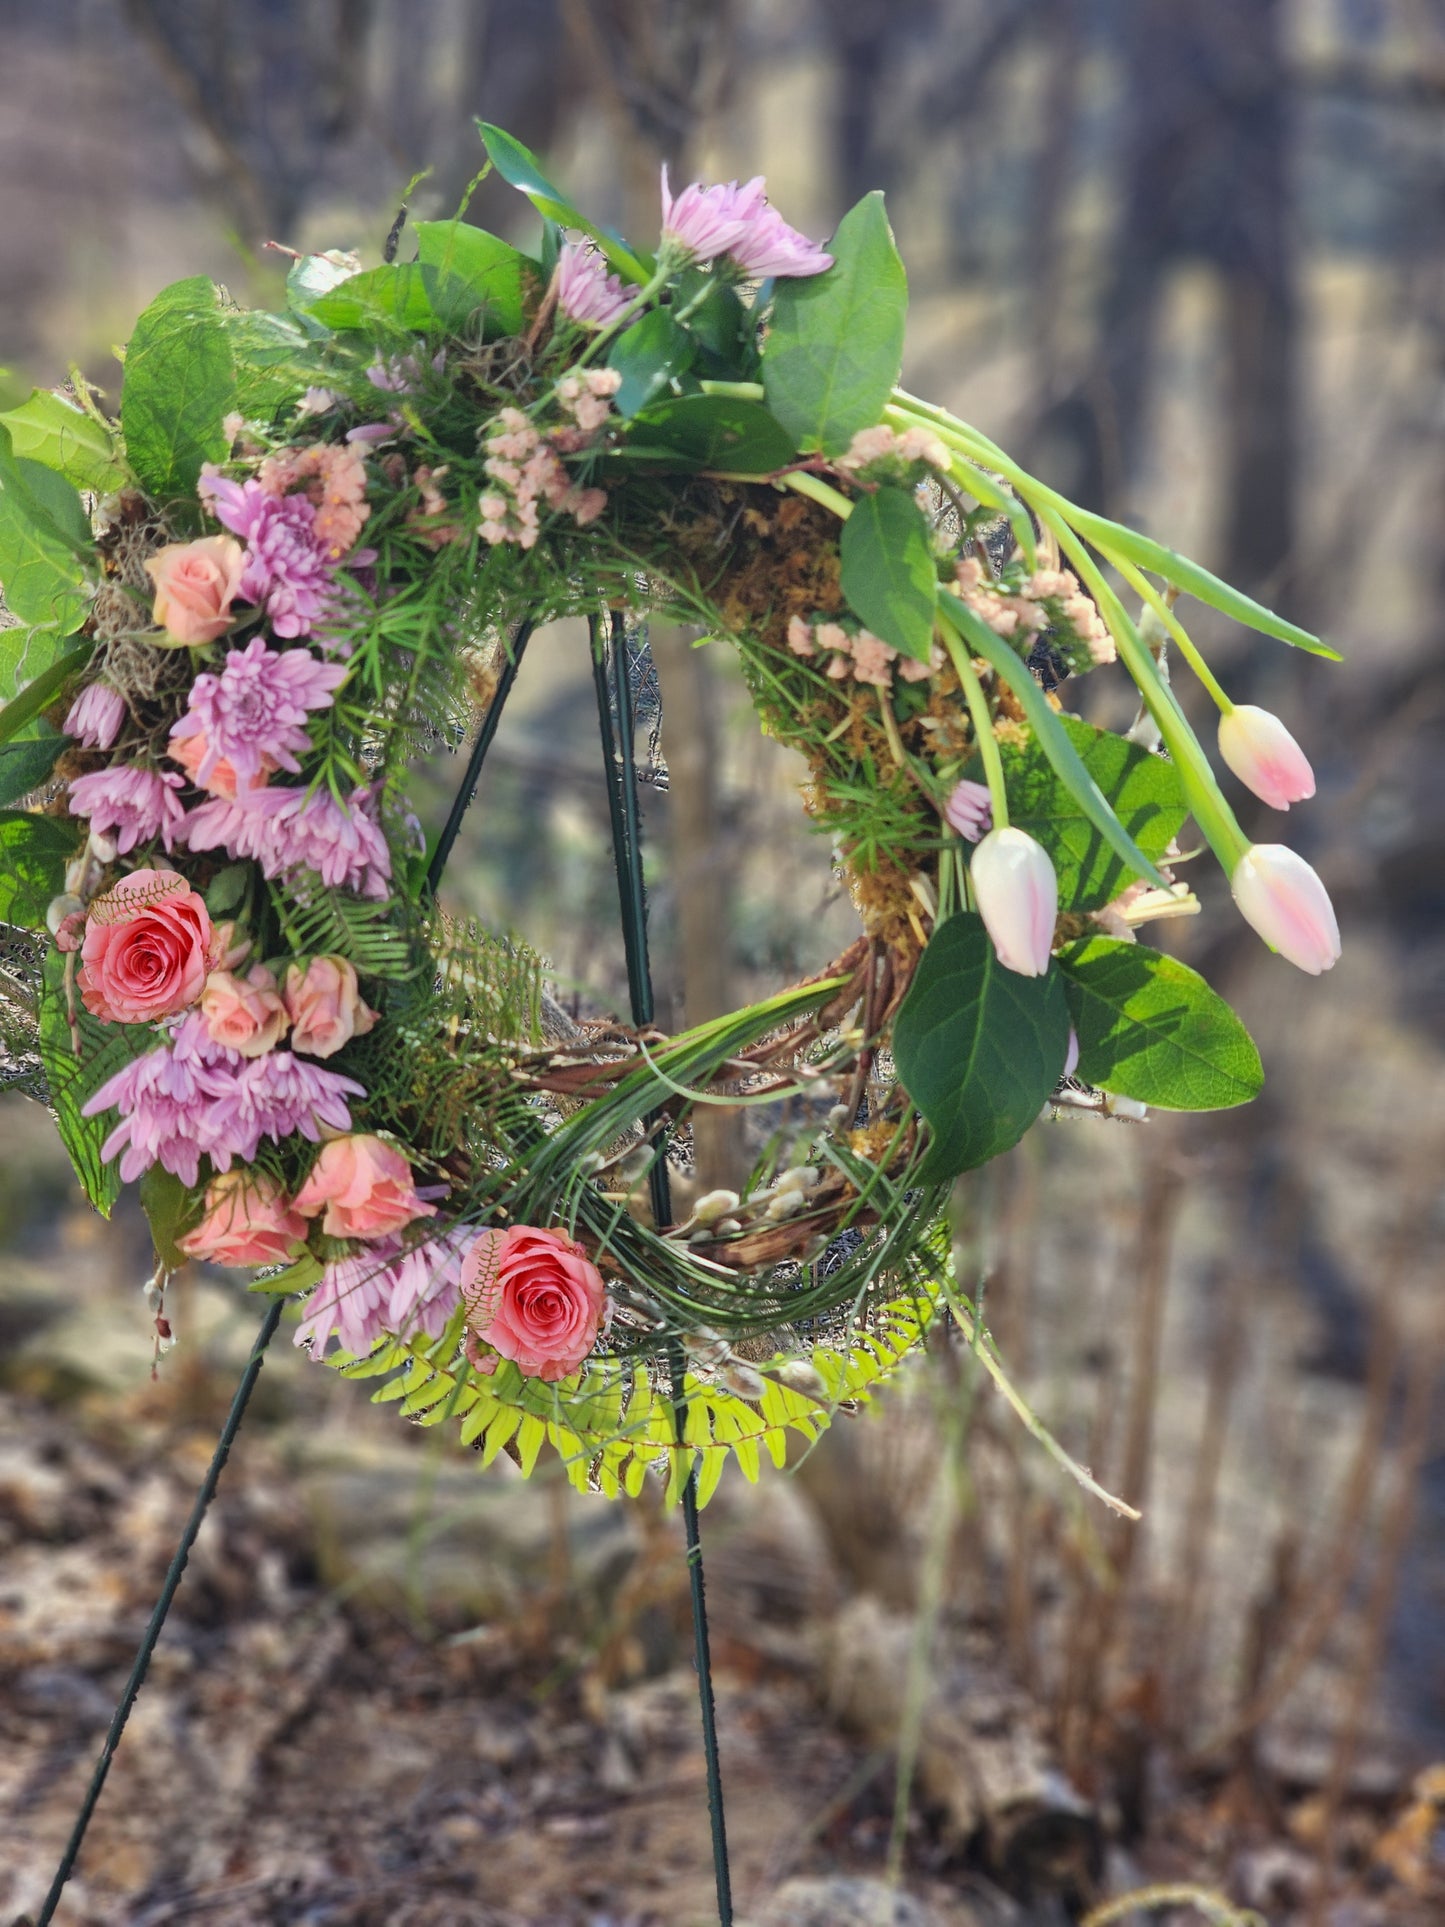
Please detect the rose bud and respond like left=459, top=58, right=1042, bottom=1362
left=970, top=826, right=1058, bottom=976
left=177, top=1170, right=307, bottom=1268
left=1217, top=704, right=1316, bottom=810
left=144, top=536, right=245, bottom=645
left=292, top=1133, right=436, bottom=1240
left=1231, top=844, right=1340, bottom=974
left=200, top=964, right=289, bottom=1057
left=283, top=954, right=377, bottom=1058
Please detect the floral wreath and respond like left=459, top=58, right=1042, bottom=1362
left=0, top=126, right=1339, bottom=1503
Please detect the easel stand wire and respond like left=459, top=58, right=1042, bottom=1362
left=38, top=615, right=733, bottom=1926
left=590, top=612, right=734, bottom=1925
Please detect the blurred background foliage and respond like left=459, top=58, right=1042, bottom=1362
left=2, top=2, right=1444, bottom=1922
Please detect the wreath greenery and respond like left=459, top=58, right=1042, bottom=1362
left=0, top=125, right=1340, bottom=1500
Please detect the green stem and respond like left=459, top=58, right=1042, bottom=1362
left=782, top=471, right=854, bottom=520
left=1105, top=549, right=1233, bottom=713
left=938, top=627, right=1009, bottom=829
left=698, top=379, right=766, bottom=400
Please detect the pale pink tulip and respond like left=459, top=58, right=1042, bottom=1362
left=1231, top=844, right=1340, bottom=974
left=1217, top=704, right=1316, bottom=810
left=970, top=827, right=1058, bottom=976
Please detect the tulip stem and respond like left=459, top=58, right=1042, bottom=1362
left=1103, top=549, right=1233, bottom=714
left=939, top=626, right=1009, bottom=831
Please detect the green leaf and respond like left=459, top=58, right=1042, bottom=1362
left=414, top=221, right=532, bottom=336
left=305, top=263, right=436, bottom=334
left=286, top=251, right=361, bottom=309
left=249, top=1252, right=323, bottom=1295
left=0, top=425, right=89, bottom=634
left=670, top=268, right=755, bottom=378
left=892, top=912, right=1070, bottom=1180
left=761, top=191, right=907, bottom=455
left=984, top=713, right=1187, bottom=912
left=839, top=484, right=938, bottom=662
left=40, top=950, right=161, bottom=1214
left=607, top=308, right=694, bottom=418
left=626, top=395, right=794, bottom=472
left=1072, top=507, right=1337, bottom=659
left=222, top=309, right=332, bottom=421
left=0, top=627, right=73, bottom=704
left=0, top=809, right=76, bottom=926
left=0, top=642, right=93, bottom=747
left=120, top=277, right=236, bottom=504
left=0, top=733, right=69, bottom=806
left=476, top=122, right=651, bottom=285
left=0, top=391, right=128, bottom=492
left=139, top=1163, right=198, bottom=1268
left=939, top=591, right=1171, bottom=892
left=1058, top=936, right=1263, bottom=1110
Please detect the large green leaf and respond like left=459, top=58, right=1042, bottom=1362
left=893, top=912, right=1070, bottom=1180
left=1058, top=936, right=1263, bottom=1110
left=607, top=308, right=694, bottom=418
left=762, top=191, right=907, bottom=455
left=0, top=641, right=93, bottom=747
left=305, top=263, right=436, bottom=334
left=939, top=591, right=1171, bottom=892
left=981, top=713, right=1187, bottom=912
left=0, top=810, right=77, bottom=927
left=39, top=948, right=159, bottom=1215
left=476, top=122, right=651, bottom=285
left=222, top=309, right=332, bottom=420
left=839, top=484, right=938, bottom=662
left=0, top=734, right=69, bottom=806
left=0, top=627, right=73, bottom=704
left=0, top=424, right=89, bottom=634
left=625, top=394, right=795, bottom=472
left=670, top=268, right=755, bottom=379
left=120, top=277, right=237, bottom=504
left=0, top=390, right=128, bottom=492
left=414, top=220, right=533, bottom=336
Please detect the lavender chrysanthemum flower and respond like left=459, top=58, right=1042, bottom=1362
left=169, top=638, right=348, bottom=787
left=555, top=240, right=633, bottom=328
left=205, top=1047, right=366, bottom=1165
left=660, top=167, right=832, bottom=278
left=294, top=1237, right=407, bottom=1357
left=944, top=778, right=994, bottom=844
left=185, top=783, right=392, bottom=899
left=68, top=765, right=187, bottom=854
left=82, top=1017, right=244, bottom=1185
left=727, top=197, right=834, bottom=279
left=65, top=681, right=126, bottom=751
left=388, top=1226, right=474, bottom=1341
left=198, top=471, right=337, bottom=639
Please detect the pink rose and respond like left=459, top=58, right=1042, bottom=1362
left=144, top=536, right=245, bottom=645
left=292, top=1134, right=435, bottom=1240
left=283, top=955, right=377, bottom=1059
left=200, top=964, right=289, bottom=1057
left=176, top=1169, right=307, bottom=1268
left=78, top=870, right=215, bottom=1024
left=169, top=726, right=273, bottom=801
left=460, top=1226, right=606, bottom=1382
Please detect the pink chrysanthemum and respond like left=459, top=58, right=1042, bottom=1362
left=184, top=783, right=392, bottom=899
left=199, top=471, right=337, bottom=638
left=387, top=1226, right=474, bottom=1341
left=660, top=167, right=832, bottom=278
left=68, top=765, right=187, bottom=854
left=208, top=1048, right=367, bottom=1165
left=65, top=682, right=126, bottom=751
left=168, top=638, right=347, bottom=788
left=294, top=1237, right=407, bottom=1357
left=555, top=240, right=633, bottom=328
left=944, top=778, right=994, bottom=843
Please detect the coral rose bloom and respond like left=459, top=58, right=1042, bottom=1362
left=200, top=964, right=289, bottom=1057
left=292, top=1133, right=435, bottom=1240
left=461, top=1226, right=606, bottom=1382
left=177, top=1170, right=307, bottom=1268
left=144, top=535, right=245, bottom=645
left=283, top=954, right=376, bottom=1058
left=79, top=870, right=214, bottom=1024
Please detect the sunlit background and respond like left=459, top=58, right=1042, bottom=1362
left=2, top=3, right=1443, bottom=1922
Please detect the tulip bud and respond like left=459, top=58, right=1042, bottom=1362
left=1231, top=844, right=1340, bottom=974
left=1217, top=705, right=1315, bottom=810
left=970, top=827, right=1058, bottom=976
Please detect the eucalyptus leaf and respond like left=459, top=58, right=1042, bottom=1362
left=0, top=391, right=127, bottom=492
left=762, top=191, right=907, bottom=455
left=0, top=734, right=70, bottom=807
left=0, top=642, right=93, bottom=747
left=414, top=221, right=533, bottom=336
left=974, top=713, right=1187, bottom=912
left=839, top=484, right=938, bottom=662
left=627, top=395, right=794, bottom=472
left=607, top=308, right=694, bottom=418
left=939, top=591, right=1171, bottom=892
left=1058, top=936, right=1263, bottom=1110
left=892, top=912, right=1070, bottom=1180
left=121, top=277, right=236, bottom=505
left=0, top=425, right=89, bottom=634
left=476, top=122, right=651, bottom=284
left=0, top=810, right=77, bottom=928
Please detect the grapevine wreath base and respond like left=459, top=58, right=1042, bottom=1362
left=0, top=125, right=1340, bottom=1503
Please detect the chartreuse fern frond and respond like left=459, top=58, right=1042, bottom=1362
left=329, top=1284, right=940, bottom=1505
